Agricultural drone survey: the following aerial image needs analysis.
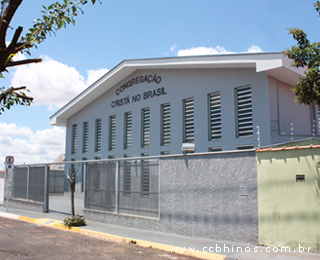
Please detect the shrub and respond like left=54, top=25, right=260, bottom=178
left=63, top=215, right=86, bottom=227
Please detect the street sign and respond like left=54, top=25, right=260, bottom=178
left=5, top=156, right=14, bottom=165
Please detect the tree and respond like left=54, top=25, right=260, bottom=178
left=283, top=1, right=320, bottom=107
left=66, top=167, right=78, bottom=216
left=0, top=0, right=102, bottom=114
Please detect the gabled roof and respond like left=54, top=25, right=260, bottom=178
left=50, top=52, right=305, bottom=127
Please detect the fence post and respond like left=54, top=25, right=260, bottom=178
left=83, top=162, right=87, bottom=209
left=44, top=165, right=49, bottom=213
left=115, top=161, right=119, bottom=213
left=5, top=167, right=12, bottom=212
left=26, top=166, right=30, bottom=201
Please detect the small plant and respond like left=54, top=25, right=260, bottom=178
left=63, top=214, right=86, bottom=227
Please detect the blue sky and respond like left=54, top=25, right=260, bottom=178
left=0, top=0, right=319, bottom=164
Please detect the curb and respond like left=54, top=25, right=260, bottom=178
left=0, top=212, right=227, bottom=260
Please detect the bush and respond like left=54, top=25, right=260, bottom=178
left=63, top=215, right=86, bottom=227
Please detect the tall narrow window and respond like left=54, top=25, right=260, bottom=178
left=183, top=97, right=194, bottom=143
left=141, top=153, right=150, bottom=197
left=208, top=92, right=221, bottom=140
left=72, top=124, right=77, bottom=154
left=83, top=122, right=89, bottom=153
left=124, top=112, right=132, bottom=149
left=109, top=115, right=116, bottom=151
left=95, top=119, right=101, bottom=152
left=236, top=86, right=253, bottom=137
left=123, top=154, right=131, bottom=196
left=161, top=103, right=171, bottom=145
left=141, top=108, right=150, bottom=147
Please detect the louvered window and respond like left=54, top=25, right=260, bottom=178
left=123, top=154, right=131, bottom=196
left=72, top=124, right=77, bottom=154
left=124, top=112, right=132, bottom=149
left=236, top=86, right=253, bottom=137
left=95, top=119, right=101, bottom=152
left=83, top=122, right=89, bottom=153
left=209, top=147, right=222, bottom=152
left=208, top=92, right=221, bottom=140
left=161, top=103, right=171, bottom=145
left=142, top=108, right=150, bottom=147
left=109, top=115, right=116, bottom=151
left=183, top=98, right=195, bottom=143
left=141, top=153, right=150, bottom=197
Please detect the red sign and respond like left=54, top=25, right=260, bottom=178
left=5, top=156, right=14, bottom=165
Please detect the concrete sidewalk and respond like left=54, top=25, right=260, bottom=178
left=0, top=205, right=319, bottom=260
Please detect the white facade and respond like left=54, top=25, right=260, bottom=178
left=50, top=52, right=317, bottom=161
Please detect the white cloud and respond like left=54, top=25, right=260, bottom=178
left=10, top=55, right=108, bottom=111
left=0, top=122, right=65, bottom=164
left=177, top=46, right=233, bottom=56
left=0, top=122, right=33, bottom=136
left=86, top=68, right=109, bottom=86
left=176, top=45, right=263, bottom=56
left=170, top=43, right=177, bottom=52
left=246, top=45, right=263, bottom=53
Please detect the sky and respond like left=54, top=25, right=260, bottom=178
left=0, top=0, right=319, bottom=165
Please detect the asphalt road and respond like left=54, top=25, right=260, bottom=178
left=0, top=217, right=198, bottom=260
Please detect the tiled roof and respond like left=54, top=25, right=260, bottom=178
left=256, top=144, right=320, bottom=152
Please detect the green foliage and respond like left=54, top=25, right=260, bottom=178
left=0, top=86, right=33, bottom=114
left=283, top=1, right=320, bottom=107
left=0, top=0, right=103, bottom=114
left=20, top=0, right=101, bottom=52
left=63, top=214, right=86, bottom=227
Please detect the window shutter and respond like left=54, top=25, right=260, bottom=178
left=161, top=103, right=171, bottom=145
left=109, top=115, right=116, bottom=151
left=95, top=119, right=101, bottom=152
left=184, top=98, right=194, bottom=143
left=83, top=122, right=89, bottom=153
left=209, top=92, right=221, bottom=140
left=142, top=108, right=150, bottom=147
left=125, top=112, right=132, bottom=149
left=236, top=87, right=253, bottom=137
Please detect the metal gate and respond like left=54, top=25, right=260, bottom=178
left=85, top=159, right=159, bottom=218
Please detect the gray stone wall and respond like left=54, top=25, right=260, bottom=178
left=7, top=198, right=45, bottom=213
left=84, top=151, right=258, bottom=244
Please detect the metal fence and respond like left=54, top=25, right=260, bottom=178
left=85, top=159, right=159, bottom=218
left=49, top=170, right=64, bottom=194
left=9, top=158, right=160, bottom=218
left=13, top=166, right=46, bottom=203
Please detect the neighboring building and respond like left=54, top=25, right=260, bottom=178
left=49, top=154, right=65, bottom=171
left=50, top=52, right=316, bottom=162
left=256, top=138, right=320, bottom=252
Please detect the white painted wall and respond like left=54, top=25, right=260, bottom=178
left=65, top=68, right=316, bottom=162
left=268, top=76, right=316, bottom=144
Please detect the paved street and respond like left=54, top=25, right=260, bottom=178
left=0, top=217, right=198, bottom=260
